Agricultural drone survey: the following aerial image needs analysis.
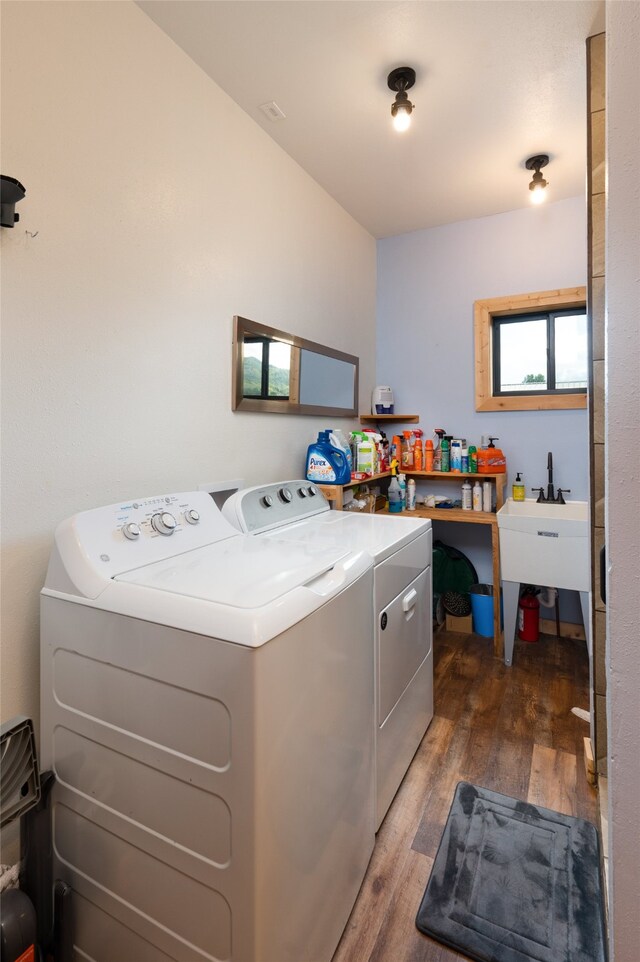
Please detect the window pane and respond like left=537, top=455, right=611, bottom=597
left=242, top=341, right=264, bottom=396
left=498, top=319, right=547, bottom=392
left=267, top=341, right=291, bottom=397
left=555, top=314, right=588, bottom=389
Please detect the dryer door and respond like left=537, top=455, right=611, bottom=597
left=376, top=566, right=433, bottom=828
left=377, top=567, right=431, bottom=727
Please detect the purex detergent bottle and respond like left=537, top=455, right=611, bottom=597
left=306, top=430, right=351, bottom=485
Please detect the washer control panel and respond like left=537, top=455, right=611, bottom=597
left=56, top=491, right=239, bottom=588
left=222, top=481, right=329, bottom=533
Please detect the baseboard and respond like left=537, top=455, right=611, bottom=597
left=539, top=618, right=586, bottom=640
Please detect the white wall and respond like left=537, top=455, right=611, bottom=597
left=605, top=3, right=640, bottom=959
left=0, top=2, right=375, bottom=746
left=377, top=198, right=587, bottom=614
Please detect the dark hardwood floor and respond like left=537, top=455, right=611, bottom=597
left=333, top=628, right=596, bottom=962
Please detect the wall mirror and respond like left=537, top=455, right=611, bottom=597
left=232, top=316, right=359, bottom=417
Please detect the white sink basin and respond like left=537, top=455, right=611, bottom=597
left=497, top=498, right=589, bottom=591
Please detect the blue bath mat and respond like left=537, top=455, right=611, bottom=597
left=416, top=782, right=607, bottom=962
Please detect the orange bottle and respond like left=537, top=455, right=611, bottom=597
left=477, top=437, right=507, bottom=474
left=424, top=439, right=434, bottom=472
left=414, top=436, right=423, bottom=471
left=401, top=431, right=414, bottom=470
left=392, top=435, right=403, bottom=465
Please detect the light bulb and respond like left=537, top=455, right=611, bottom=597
left=393, top=108, right=411, bottom=133
left=530, top=185, right=546, bottom=205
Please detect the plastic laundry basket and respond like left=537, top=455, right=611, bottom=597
left=469, top=584, right=502, bottom=637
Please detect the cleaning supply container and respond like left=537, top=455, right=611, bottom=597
left=387, top=465, right=402, bottom=512
left=306, top=430, right=351, bottom=484
left=512, top=472, right=525, bottom=501
left=469, top=584, right=502, bottom=637
left=477, top=437, right=507, bottom=474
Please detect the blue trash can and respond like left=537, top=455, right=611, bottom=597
left=470, top=584, right=502, bottom=637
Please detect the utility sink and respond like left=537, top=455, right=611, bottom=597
left=497, top=498, right=589, bottom=591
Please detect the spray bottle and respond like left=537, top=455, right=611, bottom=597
left=440, top=438, right=451, bottom=473
left=433, top=429, right=445, bottom=471
left=401, top=431, right=414, bottom=470
left=413, top=429, right=424, bottom=471
left=388, top=459, right=402, bottom=513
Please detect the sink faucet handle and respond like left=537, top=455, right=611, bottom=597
left=531, top=486, right=545, bottom=503
left=556, top=487, right=571, bottom=505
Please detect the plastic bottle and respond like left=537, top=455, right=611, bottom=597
left=362, top=430, right=381, bottom=472
left=440, top=438, right=450, bottom=472
left=398, top=473, right=407, bottom=510
left=401, top=431, right=414, bottom=470
left=356, top=433, right=376, bottom=475
left=392, top=435, right=403, bottom=465
left=482, top=480, right=492, bottom=512
left=306, top=430, right=351, bottom=485
left=433, top=429, right=445, bottom=471
left=407, top=478, right=416, bottom=510
left=424, top=439, right=434, bottom=472
left=413, top=433, right=423, bottom=471
left=477, top=437, right=507, bottom=474
left=513, top=472, right=525, bottom=501
left=380, top=433, right=390, bottom=472
left=473, top=480, right=482, bottom=512
left=331, top=429, right=352, bottom=473
left=462, top=480, right=472, bottom=510
left=451, top=440, right=462, bottom=473
left=350, top=431, right=363, bottom=469
left=469, top=445, right=478, bottom=473
left=388, top=460, right=402, bottom=513
left=461, top=446, right=469, bottom=473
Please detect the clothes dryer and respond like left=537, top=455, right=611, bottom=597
left=40, top=490, right=375, bottom=962
left=223, top=481, right=433, bottom=829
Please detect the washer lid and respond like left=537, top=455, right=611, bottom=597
left=260, top=510, right=430, bottom=564
left=115, top=535, right=350, bottom=608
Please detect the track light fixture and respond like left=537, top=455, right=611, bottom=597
left=525, top=154, right=550, bottom=205
left=387, top=67, right=416, bottom=133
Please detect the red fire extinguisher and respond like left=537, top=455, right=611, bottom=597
left=518, top=589, right=540, bottom=643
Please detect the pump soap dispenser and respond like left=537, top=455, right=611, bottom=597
left=513, top=472, right=525, bottom=502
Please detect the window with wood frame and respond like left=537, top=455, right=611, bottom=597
left=474, top=288, right=588, bottom=412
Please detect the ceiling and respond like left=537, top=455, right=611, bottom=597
left=137, top=0, right=604, bottom=239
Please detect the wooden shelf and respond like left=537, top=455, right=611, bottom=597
left=344, top=470, right=391, bottom=489
left=407, top=470, right=504, bottom=480
left=379, top=506, right=497, bottom=525
left=359, top=414, right=419, bottom=423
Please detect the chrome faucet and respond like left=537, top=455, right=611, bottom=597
left=531, top=452, right=571, bottom=504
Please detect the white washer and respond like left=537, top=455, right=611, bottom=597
left=40, top=490, right=375, bottom=962
left=223, top=481, right=433, bottom=829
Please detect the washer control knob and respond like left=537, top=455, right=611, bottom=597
left=278, top=487, right=292, bottom=503
left=261, top=495, right=274, bottom=508
left=307, top=485, right=317, bottom=497
left=151, top=512, right=177, bottom=535
left=298, top=486, right=308, bottom=498
left=184, top=508, right=200, bottom=525
left=122, top=522, right=141, bottom=540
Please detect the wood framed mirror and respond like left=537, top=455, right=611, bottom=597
left=232, top=316, right=359, bottom=417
